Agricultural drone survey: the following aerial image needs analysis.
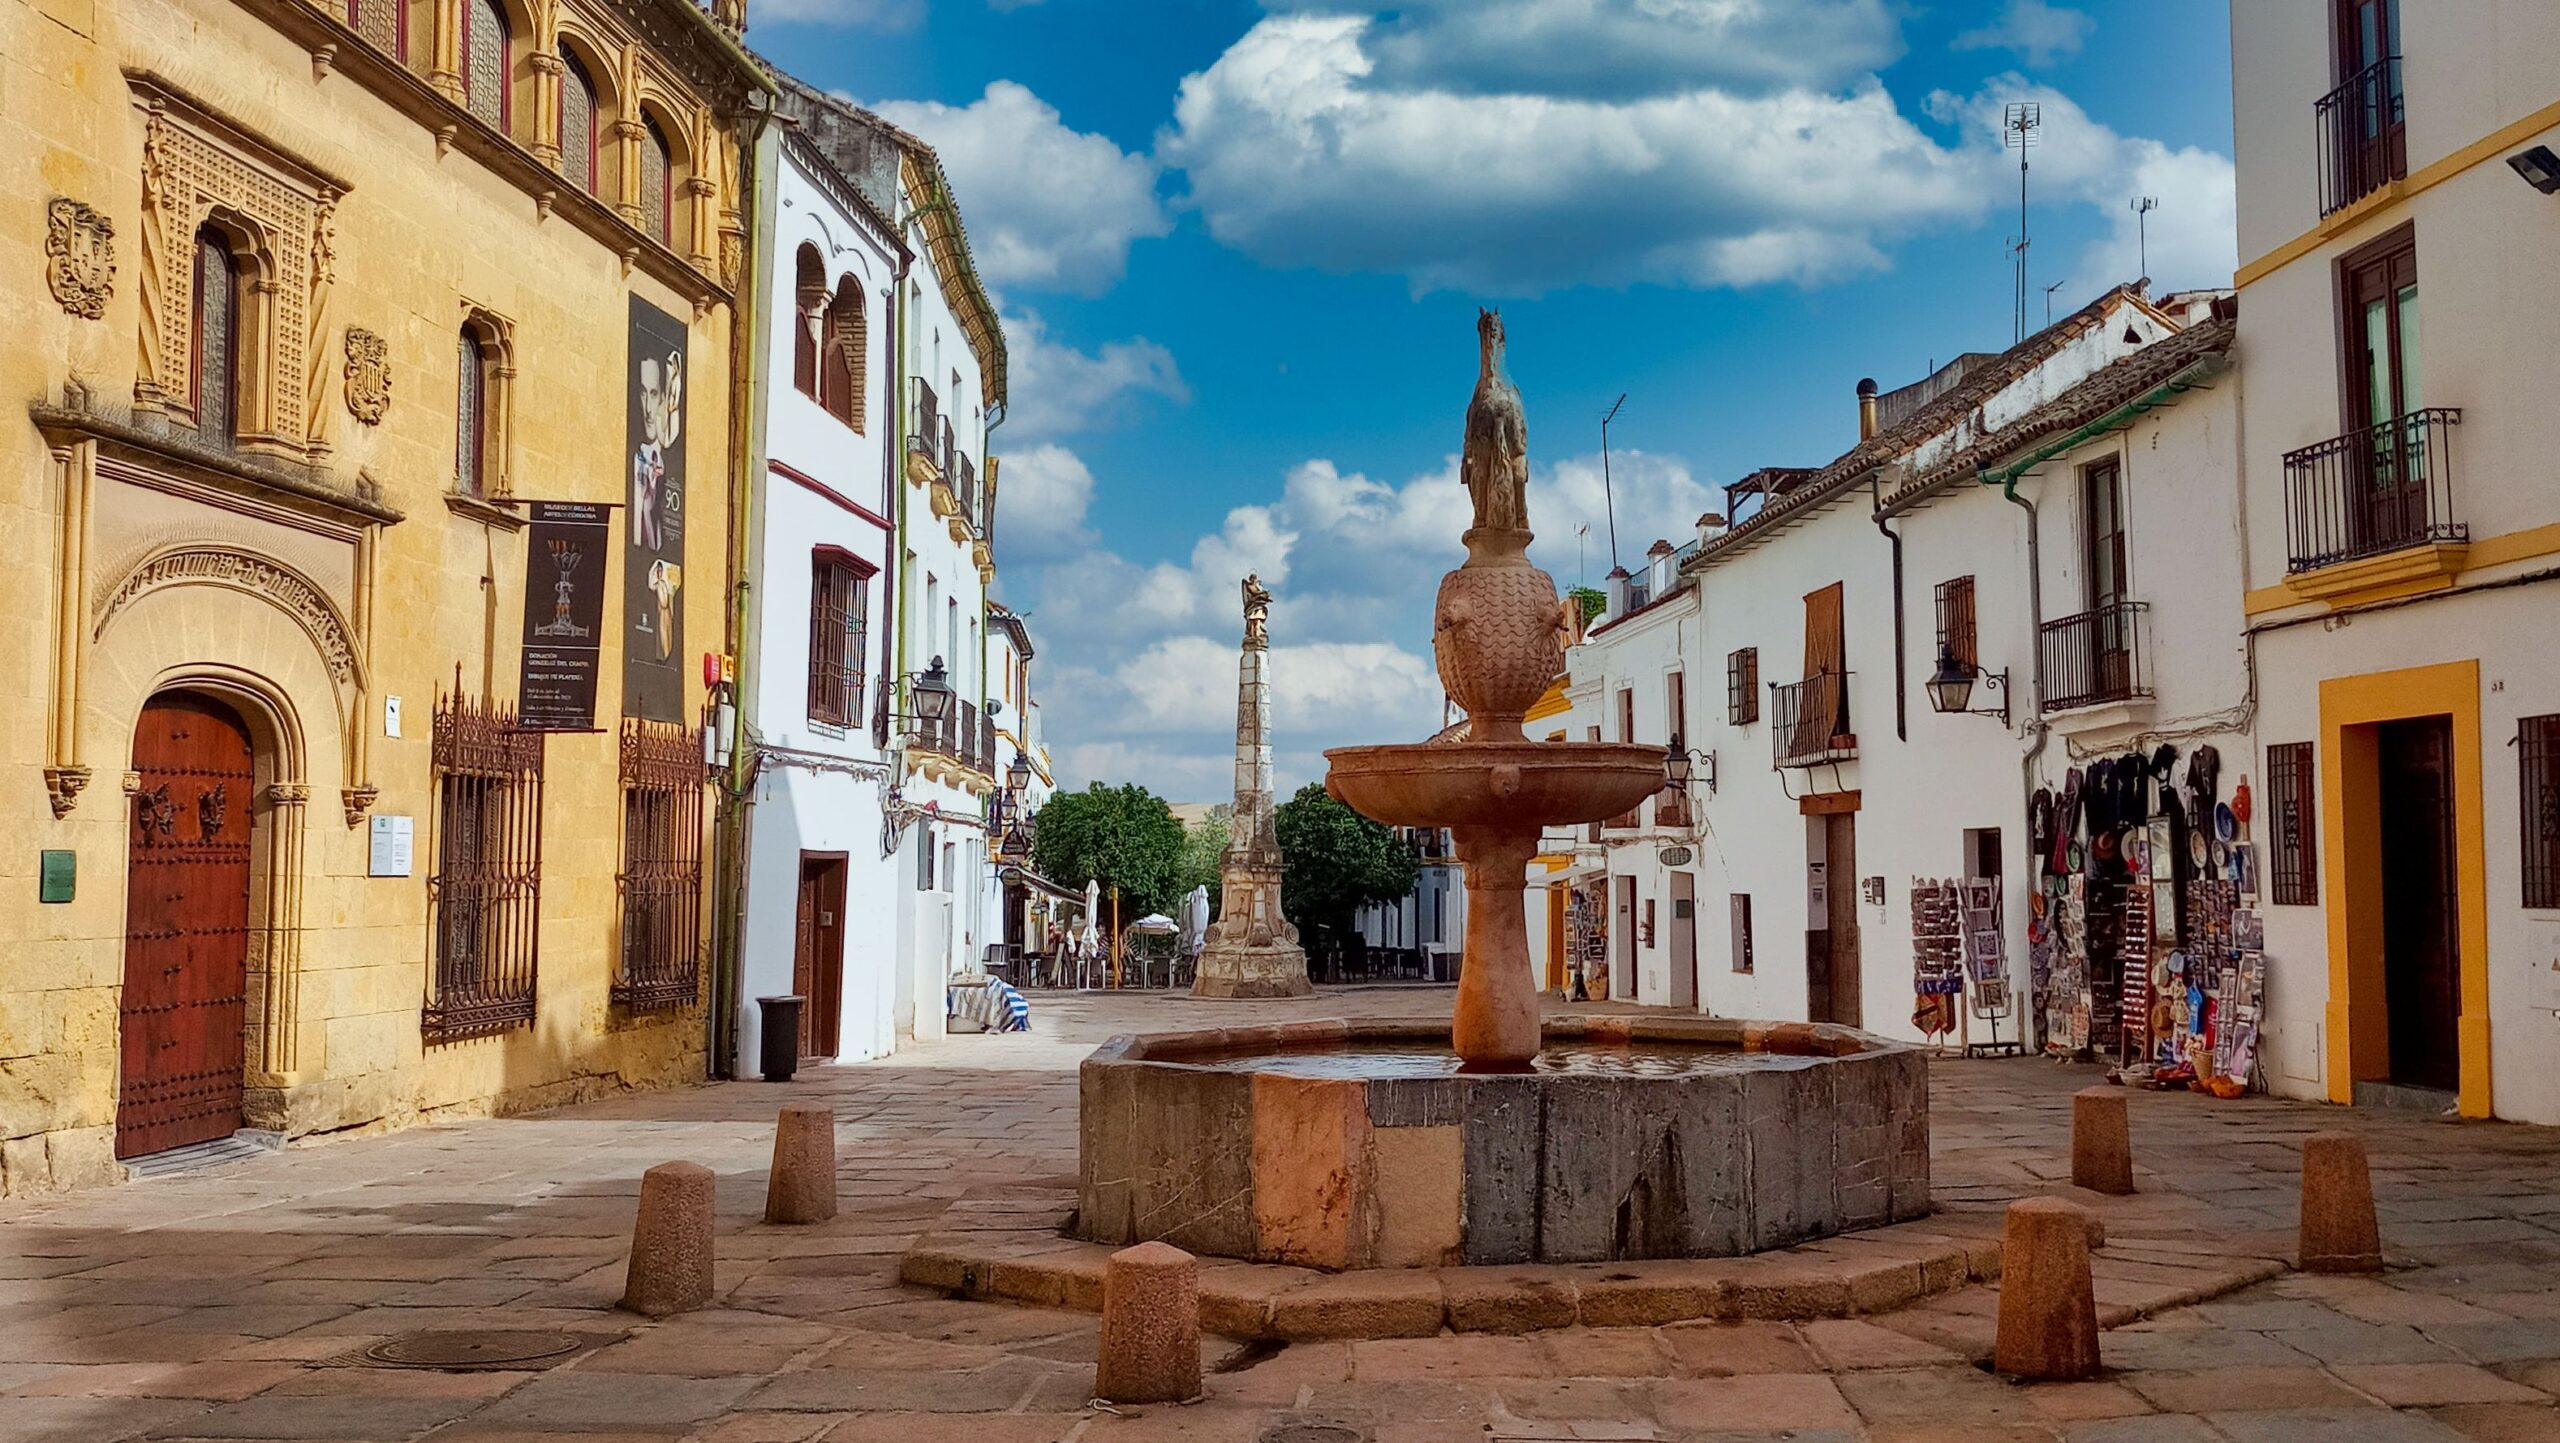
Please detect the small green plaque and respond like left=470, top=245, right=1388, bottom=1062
left=39, top=849, right=75, bottom=904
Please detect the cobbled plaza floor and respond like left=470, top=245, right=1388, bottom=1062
left=6, top=986, right=2560, bottom=1443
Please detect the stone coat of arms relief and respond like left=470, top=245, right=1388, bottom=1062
left=344, top=326, right=390, bottom=424
left=46, top=198, right=115, bottom=319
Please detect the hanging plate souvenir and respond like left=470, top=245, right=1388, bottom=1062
left=2066, top=840, right=2085, bottom=873
left=2215, top=802, right=2237, bottom=843
left=2190, top=831, right=2210, bottom=869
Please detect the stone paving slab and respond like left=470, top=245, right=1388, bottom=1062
left=2, top=987, right=2558, bottom=1442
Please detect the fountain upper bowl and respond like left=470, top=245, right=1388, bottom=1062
left=1323, top=740, right=1667, bottom=829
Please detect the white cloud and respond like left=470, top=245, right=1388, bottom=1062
left=750, top=0, right=920, bottom=28
left=870, top=81, right=1170, bottom=295
left=1929, top=78, right=2237, bottom=300
left=1000, top=310, right=1188, bottom=441
left=1952, top=0, right=2096, bottom=68
left=992, top=444, right=1096, bottom=563
left=1269, top=0, right=1904, bottom=98
left=1157, top=12, right=1981, bottom=295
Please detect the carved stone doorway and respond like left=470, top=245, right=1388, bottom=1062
left=118, top=692, right=256, bottom=1159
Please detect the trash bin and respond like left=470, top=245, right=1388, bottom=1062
left=756, top=995, right=804, bottom=1083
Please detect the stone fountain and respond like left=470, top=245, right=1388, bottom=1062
left=1074, top=314, right=1928, bottom=1269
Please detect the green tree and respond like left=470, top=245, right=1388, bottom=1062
left=1028, top=783, right=1188, bottom=918
left=1275, top=783, right=1418, bottom=957
left=1567, top=585, right=1607, bottom=624
left=1177, top=810, right=1230, bottom=917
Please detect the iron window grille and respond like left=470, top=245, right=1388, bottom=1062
left=2522, top=714, right=2560, bottom=910
left=1727, top=648, right=1758, bottom=725
left=614, top=718, right=705, bottom=1013
left=425, top=687, right=545, bottom=1043
left=1935, top=576, right=1978, bottom=672
left=808, top=553, right=869, bottom=727
left=2268, top=742, right=2319, bottom=906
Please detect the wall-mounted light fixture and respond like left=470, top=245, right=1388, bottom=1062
left=2507, top=145, right=2560, bottom=195
left=1925, top=647, right=2011, bottom=728
left=1664, top=732, right=1717, bottom=796
left=896, top=656, right=955, bottom=736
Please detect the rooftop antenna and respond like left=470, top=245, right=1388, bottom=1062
left=1576, top=523, right=1591, bottom=588
left=1599, top=393, right=1627, bottom=572
left=2131, top=195, right=2159, bottom=281
left=2044, top=278, right=2067, bottom=326
left=2004, top=101, right=2041, bottom=343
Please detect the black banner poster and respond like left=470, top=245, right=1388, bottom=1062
left=516, top=501, right=610, bottom=730
left=623, top=295, right=689, bottom=722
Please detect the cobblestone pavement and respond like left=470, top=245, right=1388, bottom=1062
left=6, top=986, right=2560, bottom=1443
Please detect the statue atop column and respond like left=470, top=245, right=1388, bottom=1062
left=1192, top=574, right=1312, bottom=998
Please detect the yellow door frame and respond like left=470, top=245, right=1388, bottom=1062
left=2317, top=659, right=2492, bottom=1118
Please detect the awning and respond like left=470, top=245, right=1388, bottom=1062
left=999, top=864, right=1087, bottom=905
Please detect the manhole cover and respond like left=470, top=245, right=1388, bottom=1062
left=364, top=1331, right=584, bottom=1370
left=1259, top=1426, right=1364, bottom=1443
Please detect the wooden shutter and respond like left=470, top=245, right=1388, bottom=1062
left=1798, top=582, right=1846, bottom=750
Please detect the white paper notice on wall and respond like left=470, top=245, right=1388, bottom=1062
left=2530, top=916, right=2560, bottom=1011
left=369, top=815, right=413, bottom=878
left=384, top=695, right=403, bottom=738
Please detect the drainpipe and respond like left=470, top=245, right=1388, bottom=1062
left=708, top=90, right=776, bottom=1080
left=1868, top=471, right=1907, bottom=743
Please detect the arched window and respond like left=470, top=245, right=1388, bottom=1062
left=640, top=115, right=673, bottom=245
left=457, top=330, right=491, bottom=496
left=461, top=0, right=508, bottom=132
left=820, top=283, right=866, bottom=431
left=792, top=245, right=824, bottom=398
left=347, top=0, right=404, bottom=58
left=192, top=225, right=241, bottom=439
left=560, top=48, right=598, bottom=194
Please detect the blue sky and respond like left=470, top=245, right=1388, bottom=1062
left=753, top=0, right=2237, bottom=801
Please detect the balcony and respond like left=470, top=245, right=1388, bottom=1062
left=2282, top=409, right=2466, bottom=587
left=2316, top=56, right=2405, bottom=217
left=1654, top=788, right=1694, bottom=830
left=1771, top=671, right=1855, bottom=769
left=955, top=449, right=978, bottom=529
left=2040, top=602, right=2151, bottom=714
left=906, top=378, right=943, bottom=484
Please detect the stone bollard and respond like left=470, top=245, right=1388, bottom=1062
left=2071, top=1087, right=2135, bottom=1195
left=1995, top=1197, right=2102, bottom=1382
left=764, top=1105, right=839, bottom=1225
left=2300, top=1131, right=2384, bottom=1274
left=1095, top=1241, right=1201, bottom=1404
left=621, top=1161, right=716, bottom=1316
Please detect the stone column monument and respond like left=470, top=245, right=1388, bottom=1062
left=1191, top=574, right=1313, bottom=998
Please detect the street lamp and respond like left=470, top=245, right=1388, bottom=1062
left=1663, top=732, right=1716, bottom=795
left=1007, top=751, right=1033, bottom=795
left=902, top=655, right=955, bottom=736
left=1925, top=647, right=2011, bottom=727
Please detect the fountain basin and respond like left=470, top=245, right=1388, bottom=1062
left=1076, top=1016, right=1929, bottom=1270
left=1324, top=741, right=1667, bottom=829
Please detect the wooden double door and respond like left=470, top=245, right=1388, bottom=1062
left=792, top=854, right=848, bottom=1060
left=118, top=694, right=255, bottom=1159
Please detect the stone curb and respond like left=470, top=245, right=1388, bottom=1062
left=899, top=1211, right=2001, bottom=1340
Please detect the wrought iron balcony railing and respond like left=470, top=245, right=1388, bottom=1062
left=2316, top=56, right=2406, bottom=216
left=2039, top=601, right=2151, bottom=714
left=1771, top=671, right=1855, bottom=769
left=908, top=378, right=942, bottom=476
left=2282, top=408, right=2464, bottom=573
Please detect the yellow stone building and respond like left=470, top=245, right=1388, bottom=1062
left=0, top=0, right=765, bottom=1191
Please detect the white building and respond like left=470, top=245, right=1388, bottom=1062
left=1354, top=828, right=1464, bottom=981
left=728, top=76, right=1006, bottom=1066
left=988, top=602, right=1061, bottom=962
left=2229, top=0, right=2560, bottom=1123
left=1568, top=285, right=2247, bottom=1052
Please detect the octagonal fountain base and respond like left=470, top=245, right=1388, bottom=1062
left=1076, top=1016, right=1930, bottom=1270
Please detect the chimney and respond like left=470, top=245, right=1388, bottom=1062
left=1604, top=564, right=1632, bottom=619
left=1695, top=511, right=1727, bottom=548
left=1857, top=377, right=1880, bottom=441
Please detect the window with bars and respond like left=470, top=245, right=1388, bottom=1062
left=461, top=0, right=508, bottom=132
left=560, top=48, right=598, bottom=194
left=192, top=226, right=240, bottom=439
left=1727, top=647, right=1758, bottom=725
left=2268, top=741, right=2318, bottom=906
left=2523, top=714, right=2560, bottom=910
left=425, top=689, right=545, bottom=1043
left=456, top=329, right=490, bottom=496
left=807, top=551, right=870, bottom=726
left=641, top=116, right=672, bottom=245
left=614, top=719, right=704, bottom=1013
left=1936, top=575, right=1978, bottom=671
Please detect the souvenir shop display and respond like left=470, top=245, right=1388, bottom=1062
left=1960, top=877, right=2021, bottom=1054
left=1909, top=878, right=1965, bottom=1038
